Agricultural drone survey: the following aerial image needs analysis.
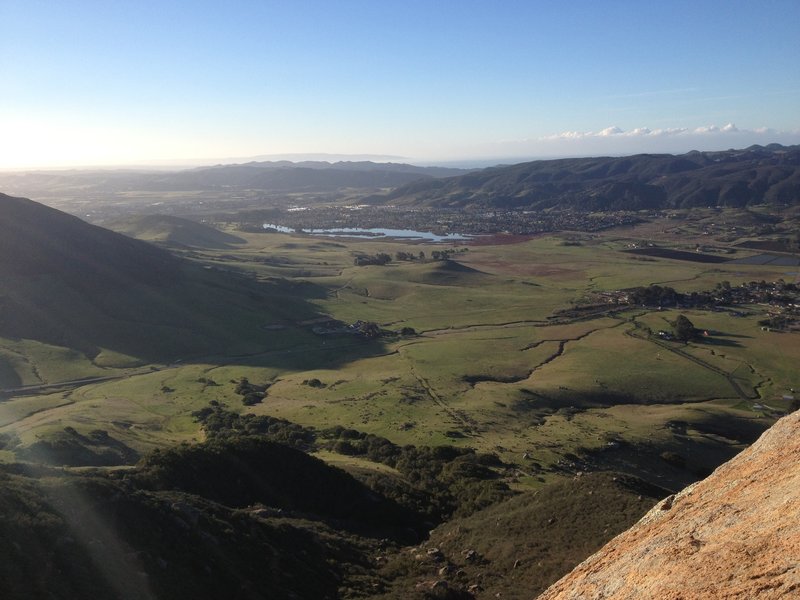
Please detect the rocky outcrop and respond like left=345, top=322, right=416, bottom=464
left=537, top=410, right=800, bottom=599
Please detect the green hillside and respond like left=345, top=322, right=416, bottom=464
left=0, top=193, right=322, bottom=383
left=373, top=144, right=800, bottom=210
left=107, top=214, right=246, bottom=249
left=0, top=423, right=667, bottom=600
left=0, top=444, right=392, bottom=600
left=376, top=472, right=666, bottom=599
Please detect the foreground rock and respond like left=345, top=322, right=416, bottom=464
left=537, top=410, right=800, bottom=599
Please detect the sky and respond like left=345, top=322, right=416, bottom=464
left=2, top=0, right=799, bottom=169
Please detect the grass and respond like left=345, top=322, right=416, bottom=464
left=634, top=308, right=800, bottom=403
left=521, top=324, right=735, bottom=402
left=311, top=449, right=403, bottom=476
left=2, top=214, right=798, bottom=483
left=375, top=471, right=666, bottom=599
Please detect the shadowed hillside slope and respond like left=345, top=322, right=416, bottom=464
left=0, top=422, right=671, bottom=600
left=538, top=409, right=800, bottom=599
left=375, top=472, right=666, bottom=599
left=374, top=144, right=800, bottom=210
left=0, top=192, right=179, bottom=286
left=0, top=437, right=415, bottom=600
left=0, top=193, right=320, bottom=366
left=107, top=214, right=246, bottom=249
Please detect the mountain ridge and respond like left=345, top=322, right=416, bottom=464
left=0, top=160, right=472, bottom=197
left=369, top=144, right=800, bottom=210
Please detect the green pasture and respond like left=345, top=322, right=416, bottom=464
left=0, top=338, right=141, bottom=388
left=0, top=362, right=243, bottom=451
left=2, top=219, right=798, bottom=474
left=259, top=350, right=453, bottom=445
left=635, top=308, right=799, bottom=404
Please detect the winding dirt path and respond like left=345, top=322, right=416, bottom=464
left=408, top=366, right=475, bottom=432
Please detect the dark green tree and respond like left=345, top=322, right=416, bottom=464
left=674, top=314, right=696, bottom=341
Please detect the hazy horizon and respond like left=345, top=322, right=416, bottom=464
left=2, top=1, right=799, bottom=170
left=3, top=141, right=800, bottom=175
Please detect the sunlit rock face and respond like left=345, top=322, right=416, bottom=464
left=537, top=409, right=800, bottom=600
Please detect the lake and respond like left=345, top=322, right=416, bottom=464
left=262, top=224, right=472, bottom=242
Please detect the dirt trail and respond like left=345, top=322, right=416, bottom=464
left=409, top=366, right=474, bottom=432
left=1, top=373, right=149, bottom=399
left=422, top=319, right=547, bottom=336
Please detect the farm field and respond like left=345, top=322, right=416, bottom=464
left=3, top=217, right=798, bottom=489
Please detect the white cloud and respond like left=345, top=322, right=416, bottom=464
left=652, top=128, right=690, bottom=137
left=423, top=124, right=800, bottom=164
left=468, top=124, right=800, bottom=162
left=599, top=126, right=624, bottom=136
left=544, top=123, right=756, bottom=141
left=628, top=127, right=652, bottom=136
left=548, top=130, right=589, bottom=140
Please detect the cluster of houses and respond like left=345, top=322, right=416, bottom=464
left=241, top=205, right=643, bottom=236
left=309, top=319, right=385, bottom=338
left=594, top=280, right=798, bottom=311
left=586, top=279, right=800, bottom=332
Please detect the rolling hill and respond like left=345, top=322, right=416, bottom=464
left=0, top=160, right=471, bottom=198
left=0, top=193, right=319, bottom=372
left=371, top=144, right=800, bottom=210
left=107, top=214, right=246, bottom=249
left=0, top=415, right=669, bottom=600
left=0, top=438, right=408, bottom=600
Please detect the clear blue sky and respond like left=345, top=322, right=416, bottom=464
left=2, top=0, right=799, bottom=167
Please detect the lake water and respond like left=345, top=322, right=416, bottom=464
left=262, top=224, right=472, bottom=242
left=262, top=224, right=295, bottom=233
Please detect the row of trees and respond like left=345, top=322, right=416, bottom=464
left=190, top=405, right=511, bottom=521
left=352, top=248, right=469, bottom=266
left=353, top=252, right=392, bottom=266
left=395, top=251, right=426, bottom=261
left=628, top=284, right=681, bottom=307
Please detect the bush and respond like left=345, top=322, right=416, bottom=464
left=659, top=451, right=686, bottom=468
left=333, top=440, right=361, bottom=455
left=241, top=392, right=264, bottom=406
